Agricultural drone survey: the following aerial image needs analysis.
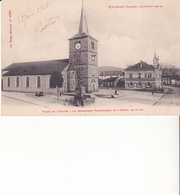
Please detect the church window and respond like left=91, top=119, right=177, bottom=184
left=7, top=77, right=10, bottom=87
left=145, top=73, right=147, bottom=78
left=16, top=77, right=19, bottom=87
left=91, top=42, right=94, bottom=49
left=37, top=76, right=41, bottom=88
left=138, top=73, right=141, bottom=78
left=129, top=74, right=132, bottom=79
left=26, top=77, right=29, bottom=88
left=91, top=55, right=96, bottom=61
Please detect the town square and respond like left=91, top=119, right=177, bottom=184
left=1, top=0, right=180, bottom=115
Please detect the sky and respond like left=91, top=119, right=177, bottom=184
left=2, top=0, right=180, bottom=69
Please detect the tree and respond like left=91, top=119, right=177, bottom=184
left=50, top=71, right=64, bottom=88
left=160, top=63, right=179, bottom=77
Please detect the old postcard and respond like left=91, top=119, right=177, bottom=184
left=1, top=0, right=180, bottom=116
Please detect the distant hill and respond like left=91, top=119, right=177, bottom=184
left=98, top=66, right=123, bottom=74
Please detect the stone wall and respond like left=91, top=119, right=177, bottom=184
left=2, top=74, right=66, bottom=94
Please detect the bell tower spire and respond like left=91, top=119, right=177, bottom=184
left=78, top=0, right=89, bottom=35
left=153, top=52, right=160, bottom=68
left=68, top=0, right=98, bottom=93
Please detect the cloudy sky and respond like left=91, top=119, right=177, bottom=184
left=2, top=0, right=180, bottom=69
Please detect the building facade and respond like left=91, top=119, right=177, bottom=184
left=124, top=54, right=162, bottom=90
left=102, top=77, right=118, bottom=87
left=2, top=59, right=69, bottom=93
left=2, top=2, right=98, bottom=94
left=99, top=71, right=122, bottom=80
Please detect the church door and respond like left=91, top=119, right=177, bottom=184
left=92, top=83, right=95, bottom=92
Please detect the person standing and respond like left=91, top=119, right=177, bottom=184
left=56, top=86, right=60, bottom=100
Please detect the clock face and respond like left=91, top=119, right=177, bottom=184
left=75, top=43, right=81, bottom=50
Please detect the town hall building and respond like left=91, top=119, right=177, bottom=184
left=124, top=53, right=162, bottom=90
left=2, top=2, right=98, bottom=94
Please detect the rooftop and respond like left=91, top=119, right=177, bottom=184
left=3, top=59, right=69, bottom=76
left=99, top=70, right=123, bottom=77
left=103, top=77, right=118, bottom=82
left=125, top=61, right=155, bottom=71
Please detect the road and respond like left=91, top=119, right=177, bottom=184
left=1, top=87, right=180, bottom=115
left=153, top=86, right=180, bottom=106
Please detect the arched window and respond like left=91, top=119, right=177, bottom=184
left=2, top=79, right=3, bottom=91
left=91, top=42, right=94, bottom=49
left=8, top=77, right=10, bottom=87
left=129, top=82, right=133, bottom=88
left=26, top=77, right=29, bottom=87
left=146, top=82, right=151, bottom=88
left=137, top=82, right=142, bottom=88
left=37, top=76, right=41, bottom=88
left=16, top=77, right=19, bottom=87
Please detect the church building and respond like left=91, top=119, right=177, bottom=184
left=2, top=2, right=98, bottom=94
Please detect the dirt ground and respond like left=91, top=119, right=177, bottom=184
left=1, top=87, right=180, bottom=116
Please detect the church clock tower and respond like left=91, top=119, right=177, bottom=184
left=69, top=1, right=98, bottom=93
left=153, top=52, right=160, bottom=69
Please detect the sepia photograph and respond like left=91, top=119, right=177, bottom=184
left=1, top=0, right=180, bottom=115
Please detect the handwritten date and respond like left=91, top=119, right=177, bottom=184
left=18, top=1, right=49, bottom=26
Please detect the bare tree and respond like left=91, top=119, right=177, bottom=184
left=160, top=63, right=179, bottom=77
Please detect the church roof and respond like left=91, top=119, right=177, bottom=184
left=3, top=59, right=69, bottom=76
left=69, top=33, right=97, bottom=41
left=79, top=2, right=89, bottom=35
left=125, top=61, right=155, bottom=71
